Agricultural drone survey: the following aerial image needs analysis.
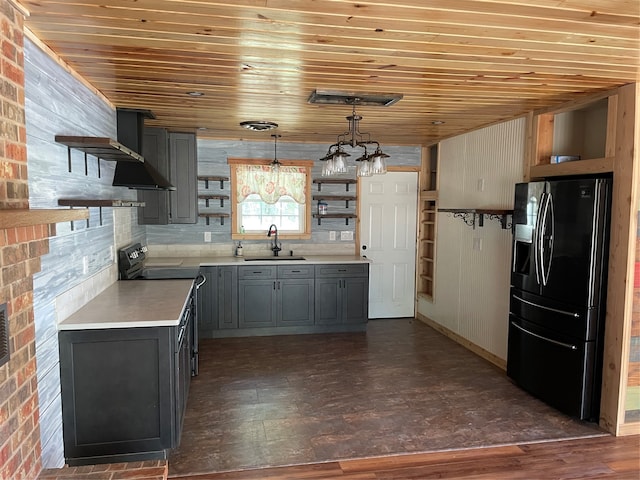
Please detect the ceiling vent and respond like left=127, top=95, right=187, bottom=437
left=239, top=120, right=279, bottom=131
left=308, top=89, right=403, bottom=107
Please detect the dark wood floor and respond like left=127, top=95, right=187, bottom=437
left=168, top=319, right=626, bottom=478
left=171, top=434, right=640, bottom=479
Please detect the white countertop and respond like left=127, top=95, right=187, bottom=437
left=145, top=254, right=370, bottom=268
left=58, top=280, right=194, bottom=330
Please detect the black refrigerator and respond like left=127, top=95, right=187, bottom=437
left=507, top=176, right=612, bottom=421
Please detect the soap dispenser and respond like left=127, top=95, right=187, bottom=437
left=235, top=241, right=243, bottom=257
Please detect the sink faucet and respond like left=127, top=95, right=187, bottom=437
left=267, top=224, right=281, bottom=256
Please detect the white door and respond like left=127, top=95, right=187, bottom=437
left=359, top=171, right=418, bottom=318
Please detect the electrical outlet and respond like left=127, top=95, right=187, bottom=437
left=473, top=237, right=482, bottom=251
left=341, top=231, right=353, bottom=241
left=204, top=232, right=212, bottom=242
left=82, top=256, right=89, bottom=275
left=477, top=178, right=485, bottom=192
left=329, top=231, right=336, bottom=241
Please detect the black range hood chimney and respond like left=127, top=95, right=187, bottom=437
left=113, top=108, right=175, bottom=190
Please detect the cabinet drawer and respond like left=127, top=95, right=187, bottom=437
left=238, top=265, right=277, bottom=279
left=277, top=265, right=314, bottom=278
left=315, top=263, right=368, bottom=277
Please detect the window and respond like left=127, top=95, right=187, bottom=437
left=240, top=194, right=305, bottom=233
left=229, top=159, right=313, bottom=239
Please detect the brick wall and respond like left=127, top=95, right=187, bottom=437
left=0, top=1, right=49, bottom=479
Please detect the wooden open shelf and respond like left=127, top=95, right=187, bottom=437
left=312, top=213, right=357, bottom=225
left=199, top=212, right=230, bottom=225
left=0, top=208, right=89, bottom=229
left=58, top=199, right=145, bottom=207
left=439, top=208, right=513, bottom=229
left=55, top=136, right=144, bottom=163
left=313, top=194, right=357, bottom=209
left=198, top=194, right=230, bottom=207
left=313, top=178, right=357, bottom=192
left=198, top=176, right=229, bottom=189
left=529, top=157, right=613, bottom=179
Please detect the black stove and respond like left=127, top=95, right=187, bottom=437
left=118, top=243, right=199, bottom=280
left=118, top=243, right=148, bottom=280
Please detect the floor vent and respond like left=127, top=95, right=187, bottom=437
left=0, top=303, right=8, bottom=367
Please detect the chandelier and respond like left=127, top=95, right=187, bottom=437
left=319, top=99, right=389, bottom=177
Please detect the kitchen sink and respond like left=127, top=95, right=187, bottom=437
left=244, top=256, right=306, bottom=261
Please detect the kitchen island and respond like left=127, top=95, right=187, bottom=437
left=57, top=279, right=195, bottom=466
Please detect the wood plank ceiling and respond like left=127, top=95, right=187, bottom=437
left=21, top=0, right=640, bottom=146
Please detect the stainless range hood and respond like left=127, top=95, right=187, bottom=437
left=112, top=108, right=175, bottom=191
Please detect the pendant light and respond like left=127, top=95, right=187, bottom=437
left=270, top=134, right=282, bottom=172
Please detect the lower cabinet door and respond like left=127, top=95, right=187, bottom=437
left=217, top=266, right=238, bottom=329
left=238, top=279, right=277, bottom=328
left=278, top=278, right=314, bottom=326
left=343, top=276, right=369, bottom=324
left=314, top=278, right=342, bottom=325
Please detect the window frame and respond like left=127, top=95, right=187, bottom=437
left=228, top=157, right=313, bottom=240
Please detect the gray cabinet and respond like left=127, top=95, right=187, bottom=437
left=238, top=266, right=277, bottom=328
left=202, top=262, right=367, bottom=337
left=139, top=127, right=169, bottom=224
left=198, top=266, right=238, bottom=337
left=315, top=264, right=369, bottom=325
left=238, top=265, right=315, bottom=329
left=277, top=265, right=314, bottom=327
left=198, top=266, right=218, bottom=337
left=138, top=128, right=197, bottom=224
left=218, top=266, right=238, bottom=329
left=58, top=323, right=187, bottom=465
left=169, top=132, right=197, bottom=223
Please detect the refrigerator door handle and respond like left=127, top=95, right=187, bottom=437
left=512, top=293, right=580, bottom=318
left=542, top=193, right=556, bottom=285
left=532, top=192, right=545, bottom=285
left=540, top=192, right=554, bottom=286
left=511, top=321, right=578, bottom=351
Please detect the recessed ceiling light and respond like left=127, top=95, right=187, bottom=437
left=239, top=120, right=279, bottom=131
left=187, top=91, right=204, bottom=97
left=432, top=120, right=445, bottom=125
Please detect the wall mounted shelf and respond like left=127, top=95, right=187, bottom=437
left=57, top=199, right=145, bottom=228
left=198, top=194, right=229, bottom=208
left=312, top=194, right=356, bottom=208
left=198, top=176, right=228, bottom=189
left=55, top=136, right=144, bottom=177
left=439, top=208, right=513, bottom=229
left=0, top=208, right=89, bottom=229
left=313, top=178, right=356, bottom=192
left=199, top=213, right=230, bottom=226
left=312, top=213, right=357, bottom=225
left=57, top=199, right=146, bottom=208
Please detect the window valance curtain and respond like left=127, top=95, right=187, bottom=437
left=235, top=165, right=307, bottom=204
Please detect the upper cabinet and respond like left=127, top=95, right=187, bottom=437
left=528, top=94, right=616, bottom=180
left=138, top=129, right=197, bottom=224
